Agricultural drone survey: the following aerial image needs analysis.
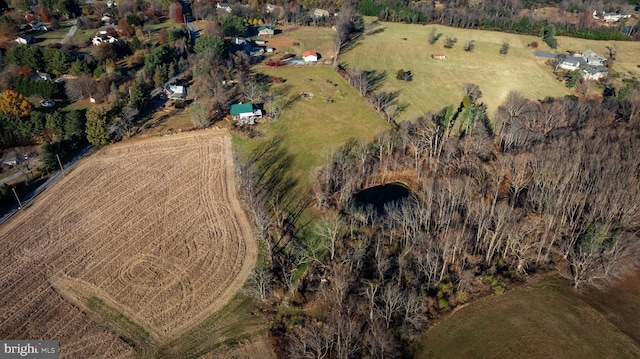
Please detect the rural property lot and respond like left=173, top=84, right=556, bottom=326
left=343, top=22, right=640, bottom=121
left=0, top=129, right=257, bottom=357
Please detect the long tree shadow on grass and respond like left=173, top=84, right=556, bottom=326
left=249, top=134, right=299, bottom=212
left=245, top=135, right=314, bottom=253
left=341, top=31, right=363, bottom=54
left=367, top=70, right=387, bottom=94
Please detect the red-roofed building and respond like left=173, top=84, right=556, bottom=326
left=303, top=51, right=318, bottom=62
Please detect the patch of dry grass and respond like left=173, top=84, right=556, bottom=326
left=342, top=21, right=639, bottom=121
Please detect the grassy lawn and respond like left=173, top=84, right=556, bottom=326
left=72, top=28, right=97, bottom=44
left=266, top=25, right=336, bottom=60
left=237, top=66, right=390, bottom=190
left=414, top=276, right=640, bottom=359
left=36, top=25, right=72, bottom=46
left=342, top=21, right=598, bottom=121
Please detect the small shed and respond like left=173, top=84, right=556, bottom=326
left=231, top=103, right=262, bottom=125
left=258, top=26, right=275, bottom=36
left=303, top=51, right=318, bottom=62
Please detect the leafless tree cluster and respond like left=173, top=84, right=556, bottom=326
left=332, top=1, right=363, bottom=67
left=288, top=90, right=640, bottom=356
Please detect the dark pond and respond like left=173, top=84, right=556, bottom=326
left=353, top=182, right=412, bottom=214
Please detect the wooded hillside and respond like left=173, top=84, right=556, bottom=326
left=268, top=90, right=640, bottom=357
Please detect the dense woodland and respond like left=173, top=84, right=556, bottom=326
left=356, top=0, right=640, bottom=40
left=1, top=0, right=640, bottom=356
left=239, top=81, right=640, bottom=357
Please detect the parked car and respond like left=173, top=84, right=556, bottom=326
left=41, top=100, right=55, bottom=108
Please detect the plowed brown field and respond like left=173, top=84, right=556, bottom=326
left=0, top=129, right=257, bottom=357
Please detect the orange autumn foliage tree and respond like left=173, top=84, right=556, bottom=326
left=0, top=90, right=33, bottom=117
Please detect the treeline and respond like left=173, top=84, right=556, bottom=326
left=357, top=0, right=637, bottom=41
left=14, top=78, right=60, bottom=99
left=0, top=104, right=85, bottom=148
left=239, top=83, right=640, bottom=357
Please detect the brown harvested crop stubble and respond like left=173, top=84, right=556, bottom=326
left=0, top=129, right=257, bottom=357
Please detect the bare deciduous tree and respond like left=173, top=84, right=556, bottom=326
left=559, top=225, right=640, bottom=289
left=241, top=80, right=267, bottom=103
left=314, top=214, right=343, bottom=261
left=377, top=281, right=405, bottom=329
left=247, top=266, right=273, bottom=300
left=462, top=83, right=482, bottom=104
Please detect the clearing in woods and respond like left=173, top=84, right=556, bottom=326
left=0, top=129, right=258, bottom=357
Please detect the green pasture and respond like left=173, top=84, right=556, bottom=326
left=342, top=22, right=579, bottom=121
left=274, top=25, right=336, bottom=60
left=237, top=66, right=389, bottom=191
left=414, top=277, right=640, bottom=358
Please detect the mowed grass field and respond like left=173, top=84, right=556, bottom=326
left=264, top=25, right=336, bottom=60
left=241, top=66, right=390, bottom=190
left=342, top=21, right=639, bottom=121
left=414, top=277, right=640, bottom=359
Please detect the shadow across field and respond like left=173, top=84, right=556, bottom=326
left=248, top=134, right=299, bottom=210
left=413, top=276, right=640, bottom=358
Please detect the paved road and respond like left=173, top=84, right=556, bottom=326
left=0, top=146, right=93, bottom=226
left=60, top=19, right=78, bottom=45
left=0, top=171, right=25, bottom=186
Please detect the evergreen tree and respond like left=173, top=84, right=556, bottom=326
left=39, top=141, right=58, bottom=169
left=543, top=25, right=557, bottom=49
left=64, top=110, right=85, bottom=140
left=45, top=111, right=65, bottom=140
left=128, top=81, right=147, bottom=108
left=70, top=60, right=90, bottom=76
left=565, top=70, right=580, bottom=89
left=85, top=107, right=110, bottom=146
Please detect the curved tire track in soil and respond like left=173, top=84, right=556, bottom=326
left=0, top=129, right=257, bottom=357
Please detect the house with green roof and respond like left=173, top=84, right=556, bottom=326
left=230, top=103, right=262, bottom=125
left=258, top=25, right=275, bottom=36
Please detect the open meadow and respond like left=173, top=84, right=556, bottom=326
left=244, top=66, right=390, bottom=189
left=414, top=277, right=640, bottom=358
left=260, top=25, right=336, bottom=61
left=0, top=129, right=259, bottom=357
left=342, top=22, right=639, bottom=121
